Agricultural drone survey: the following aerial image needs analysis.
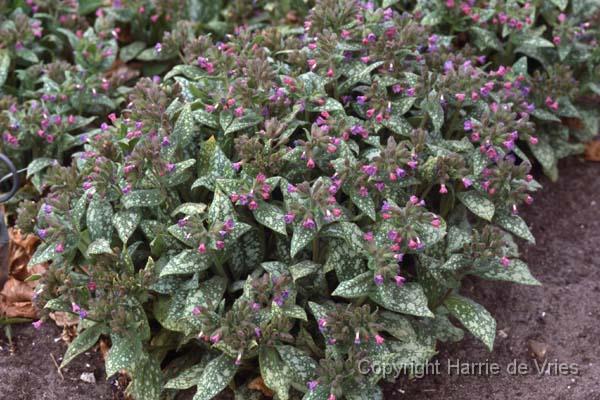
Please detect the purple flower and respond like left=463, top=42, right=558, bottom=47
left=302, top=218, right=316, bottom=230
left=37, top=229, right=48, bottom=239
left=394, top=275, right=406, bottom=287
left=464, top=120, right=473, bottom=131
left=374, top=274, right=384, bottom=286
left=284, top=212, right=296, bottom=224
left=307, top=380, right=319, bottom=391
left=32, top=320, right=43, bottom=330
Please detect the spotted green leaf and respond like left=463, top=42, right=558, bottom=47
left=160, top=250, right=210, bottom=277
left=290, top=224, right=317, bottom=258
left=302, top=385, right=329, bottom=400
left=522, top=36, right=555, bottom=48
left=112, top=210, right=141, bottom=243
left=349, top=189, right=376, bottom=221
left=276, top=345, right=318, bottom=385
left=87, top=198, right=113, bottom=241
left=382, top=114, right=412, bottom=137
left=122, top=190, right=163, bottom=208
left=165, top=363, right=205, bottom=390
left=27, top=158, right=56, bottom=178
left=529, top=139, right=557, bottom=181
left=61, top=323, right=107, bottom=368
left=320, top=222, right=364, bottom=250
left=127, top=353, right=162, bottom=400
left=531, top=109, right=561, bottom=122
left=207, top=189, right=234, bottom=225
left=424, top=90, right=444, bottom=133
left=339, top=61, right=384, bottom=92
left=332, top=272, right=372, bottom=298
left=87, top=238, right=113, bottom=256
left=494, top=212, right=535, bottom=244
left=324, top=239, right=365, bottom=280
left=444, top=294, right=496, bottom=351
left=457, top=191, right=495, bottom=221
left=369, top=282, right=434, bottom=318
left=223, top=111, right=262, bottom=135
left=171, top=203, right=207, bottom=217
left=289, top=261, right=320, bottom=281
left=172, top=104, right=196, bottom=148
left=192, top=354, right=238, bottom=400
left=474, top=259, right=540, bottom=285
left=260, top=347, right=290, bottom=400
left=440, top=254, right=467, bottom=272
left=165, top=159, right=196, bottom=187
left=29, top=242, right=61, bottom=266
left=470, top=27, right=502, bottom=51
left=253, top=202, right=287, bottom=236
left=192, top=108, right=219, bottom=129
left=0, top=50, right=10, bottom=86
left=105, top=334, right=142, bottom=377
left=119, top=41, right=146, bottom=62
left=549, top=0, right=568, bottom=10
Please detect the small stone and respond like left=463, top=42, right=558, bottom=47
left=498, top=329, right=509, bottom=339
left=528, top=340, right=549, bottom=361
left=80, top=372, right=96, bottom=384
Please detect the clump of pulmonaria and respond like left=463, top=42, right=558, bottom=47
left=318, top=304, right=383, bottom=347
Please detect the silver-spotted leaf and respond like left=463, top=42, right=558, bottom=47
left=112, top=210, right=141, bottom=243
left=444, top=294, right=496, bottom=351
left=192, top=354, right=238, bottom=400
left=457, top=191, right=495, bottom=221
left=369, top=282, right=434, bottom=318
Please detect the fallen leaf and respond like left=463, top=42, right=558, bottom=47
left=248, top=376, right=274, bottom=397
left=0, top=228, right=47, bottom=319
left=585, top=140, right=600, bottom=161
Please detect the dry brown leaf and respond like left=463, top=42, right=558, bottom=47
left=248, top=376, right=274, bottom=397
left=585, top=140, right=600, bottom=161
left=99, top=338, right=111, bottom=361
left=0, top=228, right=47, bottom=319
left=49, top=311, right=79, bottom=343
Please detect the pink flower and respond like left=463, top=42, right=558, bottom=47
left=394, top=275, right=406, bottom=287
left=32, top=320, right=43, bottom=330
left=198, top=243, right=207, bottom=254
left=439, top=184, right=448, bottom=194
left=500, top=257, right=510, bottom=268
left=375, top=334, right=385, bottom=345
left=455, top=93, right=466, bottom=101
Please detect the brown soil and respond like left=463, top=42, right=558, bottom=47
left=386, top=156, right=600, bottom=400
left=0, top=323, right=116, bottom=399
left=1, top=157, right=599, bottom=400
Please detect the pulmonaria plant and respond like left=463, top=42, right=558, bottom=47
left=10, top=0, right=599, bottom=400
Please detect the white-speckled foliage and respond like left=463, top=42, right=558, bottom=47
left=444, top=294, right=496, bottom=351
left=24, top=0, right=597, bottom=398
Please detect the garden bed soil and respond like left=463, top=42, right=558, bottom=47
left=0, top=156, right=599, bottom=400
left=386, top=156, right=600, bottom=400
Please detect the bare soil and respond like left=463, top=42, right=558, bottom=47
left=0, top=322, right=117, bottom=399
left=1, top=157, right=599, bottom=400
left=386, top=156, right=600, bottom=400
